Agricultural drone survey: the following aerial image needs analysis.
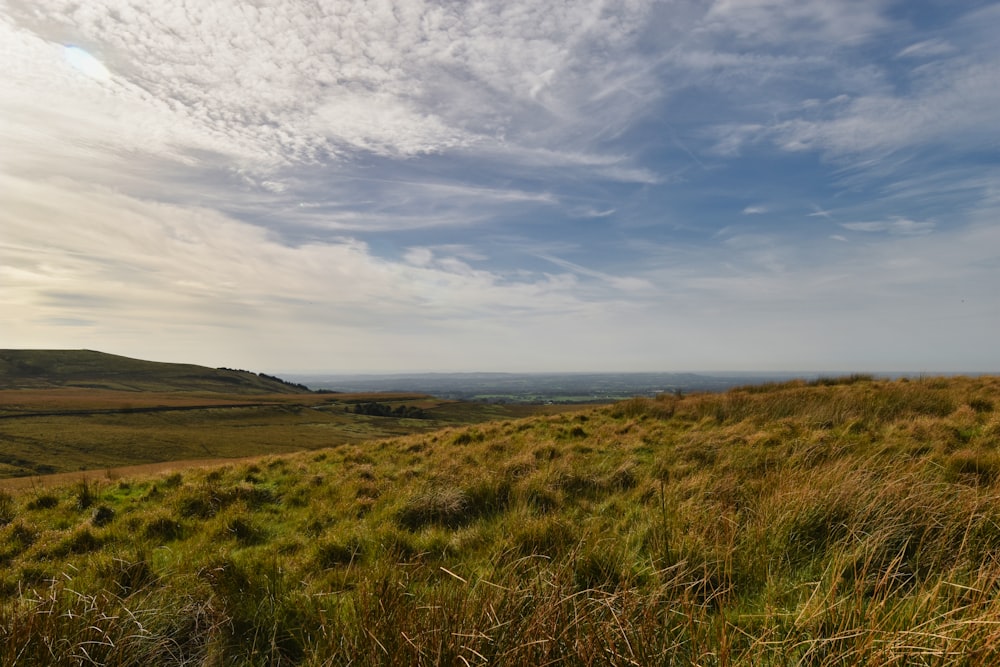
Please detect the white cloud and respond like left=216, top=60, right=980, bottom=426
left=0, top=173, right=599, bottom=334
left=311, top=91, right=469, bottom=157
left=769, top=60, right=1000, bottom=157
left=896, top=38, right=956, bottom=59
left=705, top=124, right=765, bottom=157
left=2, top=0, right=658, bottom=175
left=702, top=0, right=892, bottom=45
left=538, top=254, right=654, bottom=292
left=571, top=207, right=617, bottom=219
left=841, top=217, right=935, bottom=236
left=742, top=205, right=767, bottom=215
left=403, top=247, right=435, bottom=267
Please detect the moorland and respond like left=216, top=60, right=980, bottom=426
left=0, top=350, right=563, bottom=481
left=2, top=362, right=1000, bottom=664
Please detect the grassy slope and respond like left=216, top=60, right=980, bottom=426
left=0, top=350, right=564, bottom=478
left=0, top=390, right=560, bottom=479
left=2, top=376, right=1000, bottom=664
left=0, top=349, right=307, bottom=393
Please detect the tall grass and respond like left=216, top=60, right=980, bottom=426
left=2, top=375, right=1000, bottom=664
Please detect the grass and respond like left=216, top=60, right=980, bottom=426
left=1, top=375, right=1000, bottom=664
left=0, top=390, right=568, bottom=480
left=0, top=349, right=314, bottom=393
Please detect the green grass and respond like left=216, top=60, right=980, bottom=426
left=0, top=392, right=566, bottom=479
left=2, top=375, right=1000, bottom=664
left=0, top=349, right=309, bottom=393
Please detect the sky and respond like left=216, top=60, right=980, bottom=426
left=2, top=0, right=999, bottom=374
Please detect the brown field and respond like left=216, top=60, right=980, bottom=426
left=0, top=388, right=432, bottom=415
left=0, top=388, right=570, bottom=480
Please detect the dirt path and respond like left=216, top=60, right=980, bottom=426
left=0, top=457, right=259, bottom=491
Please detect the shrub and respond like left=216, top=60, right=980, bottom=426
left=74, top=479, right=96, bottom=510
left=163, top=472, right=184, bottom=487
left=90, top=504, right=115, bottom=527
left=810, top=374, right=875, bottom=387
left=26, top=493, right=59, bottom=511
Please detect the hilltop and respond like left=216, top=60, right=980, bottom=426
left=0, top=349, right=310, bottom=394
left=2, top=374, right=1000, bottom=664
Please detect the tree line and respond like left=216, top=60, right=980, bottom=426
left=348, top=402, right=428, bottom=419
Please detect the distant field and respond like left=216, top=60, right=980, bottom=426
left=289, top=370, right=778, bottom=402
left=0, top=388, right=568, bottom=480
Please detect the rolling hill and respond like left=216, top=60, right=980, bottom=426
left=0, top=349, right=310, bottom=394
left=2, top=374, right=999, bottom=664
left=0, top=350, right=571, bottom=480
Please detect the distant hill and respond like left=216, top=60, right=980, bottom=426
left=0, top=350, right=310, bottom=394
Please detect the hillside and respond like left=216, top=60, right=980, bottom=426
left=0, top=349, right=309, bottom=394
left=0, top=351, right=574, bottom=481
left=2, top=375, right=1000, bottom=664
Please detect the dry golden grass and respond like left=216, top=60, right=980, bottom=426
left=0, top=389, right=559, bottom=479
left=1, top=375, right=999, bottom=665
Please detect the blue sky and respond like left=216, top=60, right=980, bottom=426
left=2, top=0, right=998, bottom=373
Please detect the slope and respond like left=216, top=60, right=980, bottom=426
left=0, top=349, right=309, bottom=394
left=2, top=375, right=1000, bottom=664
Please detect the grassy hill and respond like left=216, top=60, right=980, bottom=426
left=0, top=389, right=562, bottom=480
left=2, top=375, right=1000, bottom=664
left=0, top=349, right=310, bottom=393
left=0, top=350, right=572, bottom=479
